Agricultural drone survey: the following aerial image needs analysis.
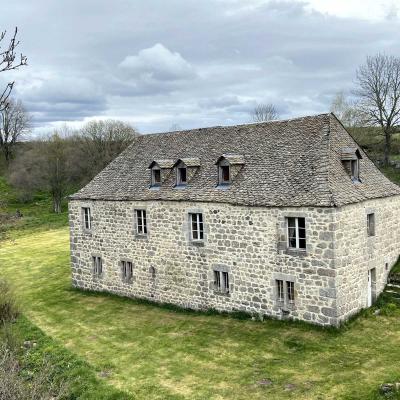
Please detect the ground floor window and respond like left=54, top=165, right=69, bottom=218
left=121, top=260, right=133, bottom=282
left=92, top=256, right=102, bottom=277
left=276, top=279, right=295, bottom=306
left=214, top=270, right=229, bottom=294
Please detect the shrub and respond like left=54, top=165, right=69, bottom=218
left=0, top=279, right=19, bottom=324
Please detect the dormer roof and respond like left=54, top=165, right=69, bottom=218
left=340, top=147, right=362, bottom=160
left=148, top=159, right=175, bottom=169
left=173, top=158, right=201, bottom=168
left=215, top=154, right=245, bottom=165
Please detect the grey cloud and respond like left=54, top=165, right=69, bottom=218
left=0, top=0, right=399, bottom=133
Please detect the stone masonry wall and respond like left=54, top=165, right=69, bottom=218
left=69, top=200, right=339, bottom=325
left=334, top=195, right=400, bottom=321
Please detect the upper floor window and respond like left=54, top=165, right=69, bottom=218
left=152, top=168, right=161, bottom=186
left=177, top=166, right=187, bottom=185
left=189, top=212, right=204, bottom=241
left=367, top=213, right=375, bottom=237
left=341, top=147, right=362, bottom=183
left=215, top=154, right=244, bottom=187
left=82, top=207, right=91, bottom=230
left=148, top=160, right=174, bottom=188
left=92, top=256, right=102, bottom=277
left=121, top=260, right=133, bottom=283
left=135, top=209, right=147, bottom=235
left=219, top=163, right=230, bottom=184
left=287, top=217, right=306, bottom=250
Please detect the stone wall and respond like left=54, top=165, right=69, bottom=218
left=69, top=200, right=339, bottom=325
left=334, top=195, right=400, bottom=321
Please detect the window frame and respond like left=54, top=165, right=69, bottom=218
left=92, top=256, right=103, bottom=278
left=135, top=209, right=148, bottom=236
left=367, top=213, right=375, bottom=237
left=275, top=279, right=295, bottom=307
left=287, top=217, right=306, bottom=250
left=219, top=164, right=231, bottom=185
left=177, top=165, right=188, bottom=186
left=121, top=260, right=133, bottom=283
left=276, top=279, right=284, bottom=302
left=350, top=159, right=360, bottom=181
left=189, top=212, right=204, bottom=241
left=82, top=207, right=91, bottom=231
left=213, top=270, right=230, bottom=294
left=151, top=167, right=161, bottom=187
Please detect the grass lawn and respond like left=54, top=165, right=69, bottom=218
left=1, top=229, right=400, bottom=399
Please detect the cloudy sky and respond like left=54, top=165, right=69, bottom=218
left=1, top=0, right=399, bottom=134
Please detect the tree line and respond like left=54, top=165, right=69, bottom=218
left=2, top=117, right=138, bottom=213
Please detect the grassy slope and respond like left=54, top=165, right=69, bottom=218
left=0, top=176, right=68, bottom=240
left=1, top=229, right=400, bottom=399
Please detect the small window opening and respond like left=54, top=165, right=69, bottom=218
left=83, top=207, right=91, bottom=230
left=219, top=164, right=230, bottom=184
left=287, top=281, right=295, bottom=304
left=149, top=266, right=156, bottom=279
left=287, top=217, right=306, bottom=250
left=178, top=167, right=187, bottom=185
left=351, top=159, right=359, bottom=181
left=152, top=168, right=161, bottom=186
left=121, top=261, right=133, bottom=282
left=367, top=213, right=375, bottom=237
left=276, top=280, right=284, bottom=302
left=92, top=256, right=102, bottom=277
left=214, top=270, right=229, bottom=294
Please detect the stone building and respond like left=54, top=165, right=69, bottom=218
left=68, top=113, right=400, bottom=326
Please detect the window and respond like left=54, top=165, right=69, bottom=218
left=367, top=213, right=375, bottom=237
left=177, top=166, right=187, bottom=185
left=351, top=159, right=359, bottom=181
left=276, top=280, right=284, bottom=302
left=121, top=261, right=133, bottom=282
left=92, top=256, right=102, bottom=277
left=220, top=165, right=230, bottom=184
left=214, top=270, right=229, bottom=294
left=82, top=207, right=91, bottom=230
left=287, top=217, right=306, bottom=250
left=276, top=279, right=295, bottom=306
left=151, top=168, right=161, bottom=186
left=135, top=209, right=147, bottom=235
left=189, top=213, right=204, bottom=241
left=287, top=281, right=295, bottom=304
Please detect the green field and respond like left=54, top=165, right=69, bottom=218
left=1, top=131, right=400, bottom=400
left=1, top=228, right=400, bottom=399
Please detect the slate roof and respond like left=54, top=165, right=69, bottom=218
left=70, top=113, right=400, bottom=207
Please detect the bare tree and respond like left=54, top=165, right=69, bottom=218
left=250, top=103, right=279, bottom=122
left=355, top=54, right=400, bottom=165
left=330, top=91, right=363, bottom=128
left=0, top=98, right=31, bottom=163
left=77, top=119, right=139, bottom=178
left=0, top=28, right=27, bottom=110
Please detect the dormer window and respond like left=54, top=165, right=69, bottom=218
left=177, top=166, right=187, bottom=185
left=152, top=167, right=161, bottom=186
left=148, top=159, right=174, bottom=188
left=172, top=158, right=200, bottom=188
left=340, top=147, right=362, bottom=183
left=219, top=163, right=230, bottom=184
left=215, top=154, right=244, bottom=187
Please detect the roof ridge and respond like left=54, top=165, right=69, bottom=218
left=138, top=113, right=332, bottom=138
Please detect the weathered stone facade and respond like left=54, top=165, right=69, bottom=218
left=68, top=114, right=400, bottom=326
left=69, top=195, right=400, bottom=326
